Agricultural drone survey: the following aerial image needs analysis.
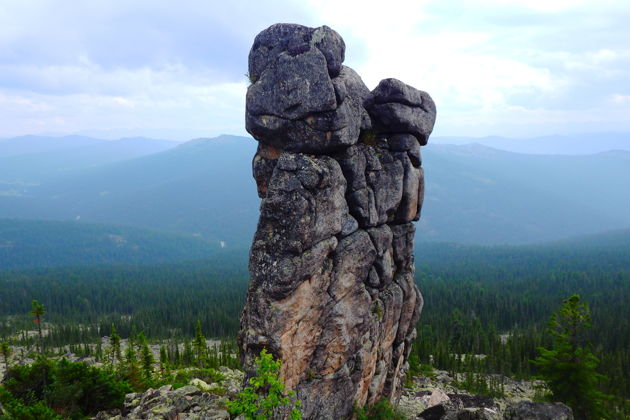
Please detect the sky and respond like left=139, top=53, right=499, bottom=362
left=1, top=0, right=629, bottom=140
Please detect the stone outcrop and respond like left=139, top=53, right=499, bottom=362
left=399, top=371, right=574, bottom=420
left=238, top=23, right=436, bottom=419
left=92, top=368, right=244, bottom=420
left=504, top=401, right=574, bottom=420
left=93, top=385, right=230, bottom=420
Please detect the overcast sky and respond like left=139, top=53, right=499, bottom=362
left=1, top=0, right=629, bottom=140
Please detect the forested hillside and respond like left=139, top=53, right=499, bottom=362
left=0, top=219, right=221, bottom=269
left=1, top=231, right=628, bottom=405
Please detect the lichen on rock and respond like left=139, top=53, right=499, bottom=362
left=238, top=22, right=436, bottom=419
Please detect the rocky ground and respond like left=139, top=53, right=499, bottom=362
left=87, top=368, right=571, bottom=419
left=1, top=340, right=572, bottom=419
left=92, top=367, right=243, bottom=420
left=398, top=370, right=573, bottom=420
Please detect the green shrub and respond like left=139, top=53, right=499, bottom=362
left=354, top=398, right=406, bottom=420
left=0, top=358, right=131, bottom=419
left=0, top=387, right=64, bottom=420
left=227, top=349, right=301, bottom=420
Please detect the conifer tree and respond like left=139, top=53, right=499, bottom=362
left=109, top=325, right=122, bottom=368
left=30, top=300, right=46, bottom=357
left=183, top=340, right=193, bottom=367
left=137, top=332, right=154, bottom=382
left=124, top=335, right=142, bottom=390
left=533, top=295, right=611, bottom=419
left=159, top=345, right=168, bottom=375
left=193, top=320, right=207, bottom=368
left=1, top=341, right=11, bottom=373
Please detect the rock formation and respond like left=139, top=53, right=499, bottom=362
left=238, top=23, right=436, bottom=419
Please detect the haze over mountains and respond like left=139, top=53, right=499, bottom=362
left=0, top=135, right=177, bottom=183
left=0, top=133, right=629, bottom=259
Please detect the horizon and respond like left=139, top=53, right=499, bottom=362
left=3, top=131, right=630, bottom=157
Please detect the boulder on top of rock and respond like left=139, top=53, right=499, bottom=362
left=246, top=24, right=372, bottom=154
left=365, top=78, right=437, bottom=145
left=248, top=23, right=345, bottom=80
left=246, top=47, right=337, bottom=120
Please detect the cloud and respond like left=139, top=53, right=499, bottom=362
left=1, top=0, right=629, bottom=138
left=307, top=0, right=630, bottom=136
left=0, top=0, right=309, bottom=139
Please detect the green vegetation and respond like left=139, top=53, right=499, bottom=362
left=227, top=349, right=301, bottom=420
left=0, top=251, right=249, bottom=341
left=29, top=300, right=45, bottom=357
left=533, top=295, right=611, bottom=419
left=354, top=398, right=406, bottom=420
left=1, top=237, right=629, bottom=417
left=0, top=219, right=220, bottom=269
left=1, top=341, right=11, bottom=373
left=453, top=370, right=506, bottom=399
left=0, top=316, right=241, bottom=419
left=358, top=129, right=379, bottom=147
left=245, top=72, right=257, bottom=84
left=0, top=358, right=131, bottom=419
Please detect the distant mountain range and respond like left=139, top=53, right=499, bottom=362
left=0, top=133, right=629, bottom=249
left=0, top=135, right=177, bottom=182
left=432, top=132, right=630, bottom=155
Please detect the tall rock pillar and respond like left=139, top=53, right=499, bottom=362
left=238, top=23, right=436, bottom=419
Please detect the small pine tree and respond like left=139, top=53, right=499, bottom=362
left=193, top=320, right=207, bottom=368
left=533, top=295, right=611, bottom=420
left=183, top=340, right=194, bottom=367
left=124, top=336, right=143, bottom=390
left=109, top=325, right=122, bottom=368
left=30, top=300, right=46, bottom=357
left=137, top=332, right=154, bottom=382
left=159, top=345, right=169, bottom=375
left=1, top=341, right=11, bottom=373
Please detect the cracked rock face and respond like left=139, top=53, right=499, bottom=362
left=238, top=23, right=436, bottom=419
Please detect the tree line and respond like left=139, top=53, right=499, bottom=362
left=1, top=240, right=629, bottom=417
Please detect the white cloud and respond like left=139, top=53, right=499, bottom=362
left=610, top=94, right=630, bottom=104
left=1, top=0, right=630, bottom=138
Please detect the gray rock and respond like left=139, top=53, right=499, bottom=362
left=245, top=103, right=361, bottom=154
left=252, top=142, right=283, bottom=198
left=505, top=401, right=574, bottom=420
left=239, top=23, right=434, bottom=420
left=340, top=213, right=359, bottom=238
left=248, top=23, right=345, bottom=80
left=246, top=25, right=366, bottom=154
left=94, top=386, right=229, bottom=420
left=445, top=407, right=501, bottom=420
left=389, top=133, right=420, bottom=152
left=365, top=78, right=437, bottom=145
left=366, top=77, right=427, bottom=107
left=247, top=48, right=336, bottom=120
left=395, top=153, right=423, bottom=223
left=408, top=145, right=422, bottom=167
left=313, top=26, right=346, bottom=77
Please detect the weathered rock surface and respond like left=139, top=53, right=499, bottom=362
left=504, top=401, right=574, bottom=420
left=239, top=23, right=436, bottom=419
left=399, top=371, right=574, bottom=420
left=93, top=385, right=230, bottom=420
left=365, top=78, right=437, bottom=146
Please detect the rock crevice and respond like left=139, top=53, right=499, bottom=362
left=238, top=23, right=436, bottom=419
